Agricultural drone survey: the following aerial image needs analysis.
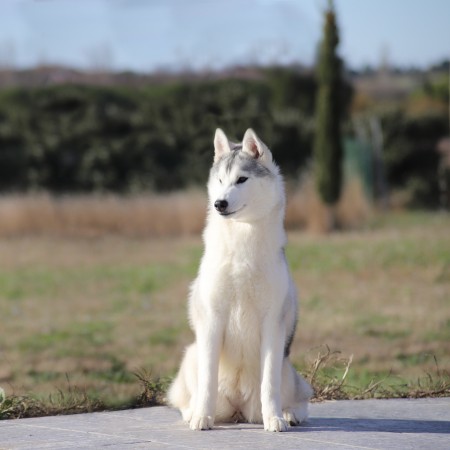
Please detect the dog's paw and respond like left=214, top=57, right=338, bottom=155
left=283, top=404, right=308, bottom=426
left=283, top=410, right=299, bottom=426
left=189, top=415, right=214, bottom=431
left=264, top=416, right=288, bottom=432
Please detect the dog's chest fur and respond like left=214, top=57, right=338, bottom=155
left=201, top=221, right=288, bottom=368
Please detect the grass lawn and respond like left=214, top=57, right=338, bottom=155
left=0, top=211, right=449, bottom=417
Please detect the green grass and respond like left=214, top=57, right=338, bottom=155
left=423, top=319, right=450, bottom=342
left=19, top=321, right=114, bottom=353
left=0, top=264, right=185, bottom=302
left=287, top=232, right=450, bottom=273
left=149, top=326, right=184, bottom=347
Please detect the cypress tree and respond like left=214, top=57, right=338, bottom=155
left=313, top=0, right=343, bottom=208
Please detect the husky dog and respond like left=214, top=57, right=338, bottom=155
left=168, top=128, right=312, bottom=432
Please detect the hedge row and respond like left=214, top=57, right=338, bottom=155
left=0, top=68, right=446, bottom=207
left=0, top=70, right=320, bottom=193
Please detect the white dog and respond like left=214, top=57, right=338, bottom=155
left=168, top=128, right=312, bottom=432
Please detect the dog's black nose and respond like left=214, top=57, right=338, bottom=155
left=214, top=200, right=228, bottom=213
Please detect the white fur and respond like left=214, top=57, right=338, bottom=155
left=168, top=128, right=313, bottom=432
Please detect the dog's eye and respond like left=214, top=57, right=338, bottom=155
left=236, top=177, right=248, bottom=184
left=219, top=179, right=222, bottom=184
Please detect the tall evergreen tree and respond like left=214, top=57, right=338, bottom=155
left=313, top=0, right=343, bottom=208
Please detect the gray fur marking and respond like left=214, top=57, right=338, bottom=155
left=240, top=157, right=273, bottom=178
left=284, top=320, right=297, bottom=358
left=213, top=148, right=273, bottom=179
left=225, top=149, right=241, bottom=175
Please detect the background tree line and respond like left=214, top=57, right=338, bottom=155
left=0, top=66, right=447, bottom=207
left=0, top=70, right=320, bottom=193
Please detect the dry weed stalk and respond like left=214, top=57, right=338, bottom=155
left=357, top=374, right=392, bottom=399
left=405, top=356, right=450, bottom=399
left=133, top=369, right=169, bottom=407
left=307, top=345, right=354, bottom=401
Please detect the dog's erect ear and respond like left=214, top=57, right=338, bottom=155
left=214, top=128, right=232, bottom=162
left=242, top=128, right=272, bottom=164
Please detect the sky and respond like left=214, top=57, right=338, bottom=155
left=0, top=0, right=448, bottom=72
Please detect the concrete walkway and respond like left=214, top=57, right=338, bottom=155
left=1, top=398, right=449, bottom=449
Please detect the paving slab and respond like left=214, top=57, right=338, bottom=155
left=1, top=398, right=449, bottom=449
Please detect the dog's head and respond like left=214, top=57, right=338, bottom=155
left=208, top=128, right=283, bottom=222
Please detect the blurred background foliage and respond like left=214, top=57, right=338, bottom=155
left=0, top=71, right=322, bottom=193
left=0, top=63, right=447, bottom=208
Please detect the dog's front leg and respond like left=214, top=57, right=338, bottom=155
left=260, top=320, right=288, bottom=432
left=190, top=321, right=222, bottom=430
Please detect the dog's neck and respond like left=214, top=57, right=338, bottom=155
left=204, top=201, right=287, bottom=258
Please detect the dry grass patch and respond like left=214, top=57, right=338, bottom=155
left=0, top=191, right=207, bottom=237
left=0, top=178, right=372, bottom=238
left=285, top=175, right=372, bottom=232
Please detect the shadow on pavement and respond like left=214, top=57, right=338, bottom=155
left=296, top=417, right=450, bottom=434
